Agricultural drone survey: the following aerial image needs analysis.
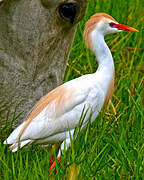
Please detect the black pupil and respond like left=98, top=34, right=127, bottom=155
left=59, top=3, right=77, bottom=24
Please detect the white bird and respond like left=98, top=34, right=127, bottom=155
left=4, top=13, right=138, bottom=174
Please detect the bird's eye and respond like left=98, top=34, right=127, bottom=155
left=109, top=22, right=118, bottom=28
left=58, top=2, right=78, bottom=24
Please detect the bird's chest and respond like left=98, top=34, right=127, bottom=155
left=86, top=86, right=105, bottom=111
left=74, top=86, right=105, bottom=125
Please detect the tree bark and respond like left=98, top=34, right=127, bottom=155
left=0, top=0, right=88, bottom=127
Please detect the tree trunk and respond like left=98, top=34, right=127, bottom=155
left=0, top=0, right=88, bottom=127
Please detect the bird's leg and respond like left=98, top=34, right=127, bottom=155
left=49, top=142, right=61, bottom=167
left=49, top=156, right=61, bottom=176
left=49, top=139, right=71, bottom=177
left=49, top=130, right=74, bottom=176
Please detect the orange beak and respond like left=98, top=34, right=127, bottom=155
left=116, top=24, right=139, bottom=32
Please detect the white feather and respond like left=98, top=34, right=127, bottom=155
left=4, top=122, right=25, bottom=144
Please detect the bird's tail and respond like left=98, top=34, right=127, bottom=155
left=3, top=121, right=33, bottom=152
left=3, top=122, right=25, bottom=145
left=9, top=139, right=32, bottom=152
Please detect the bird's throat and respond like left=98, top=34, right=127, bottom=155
left=91, top=30, right=114, bottom=71
left=91, top=30, right=115, bottom=96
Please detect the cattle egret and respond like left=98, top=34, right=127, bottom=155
left=4, top=13, right=138, bottom=175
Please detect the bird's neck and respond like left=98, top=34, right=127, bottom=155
left=90, top=30, right=115, bottom=100
left=91, top=30, right=114, bottom=73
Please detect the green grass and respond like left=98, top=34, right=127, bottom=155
left=0, top=0, right=144, bottom=179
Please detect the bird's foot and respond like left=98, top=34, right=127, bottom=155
left=49, top=156, right=60, bottom=177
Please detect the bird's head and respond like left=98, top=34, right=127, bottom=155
left=84, top=13, right=139, bottom=49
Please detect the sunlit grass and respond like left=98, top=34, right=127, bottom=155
left=0, top=0, right=144, bottom=179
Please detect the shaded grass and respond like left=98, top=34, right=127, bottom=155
left=0, top=0, right=144, bottom=179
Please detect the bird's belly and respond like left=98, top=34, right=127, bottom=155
left=35, top=130, right=73, bottom=144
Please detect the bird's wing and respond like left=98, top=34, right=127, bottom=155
left=18, top=78, right=91, bottom=140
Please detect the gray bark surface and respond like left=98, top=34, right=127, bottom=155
left=0, top=0, right=88, bottom=127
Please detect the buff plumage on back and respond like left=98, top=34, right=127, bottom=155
left=84, top=13, right=117, bottom=49
left=18, top=85, right=74, bottom=139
